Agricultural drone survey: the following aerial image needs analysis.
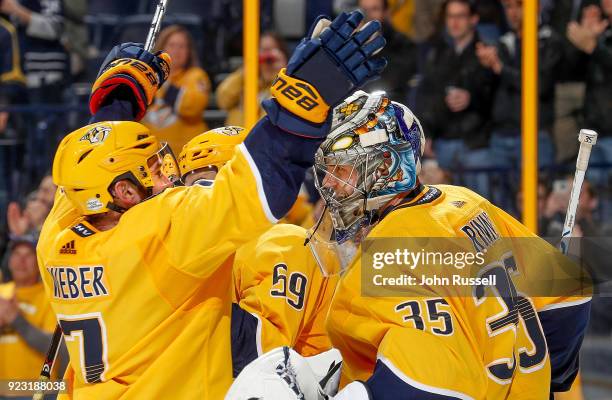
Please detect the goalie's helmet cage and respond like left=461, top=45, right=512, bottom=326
left=53, top=121, right=179, bottom=215
left=314, top=91, right=426, bottom=243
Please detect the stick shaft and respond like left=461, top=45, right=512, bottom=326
left=32, top=325, right=63, bottom=400
left=144, top=0, right=169, bottom=51
left=560, top=129, right=598, bottom=254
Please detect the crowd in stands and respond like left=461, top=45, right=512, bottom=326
left=0, top=0, right=611, bottom=384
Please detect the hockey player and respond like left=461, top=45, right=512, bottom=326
left=228, top=91, right=591, bottom=399
left=37, top=11, right=387, bottom=399
left=178, top=127, right=341, bottom=377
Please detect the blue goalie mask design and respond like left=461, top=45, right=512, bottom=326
left=314, top=91, right=426, bottom=243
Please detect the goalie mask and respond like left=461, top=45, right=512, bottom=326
left=314, top=91, right=425, bottom=243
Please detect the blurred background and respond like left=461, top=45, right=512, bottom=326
left=0, top=0, right=611, bottom=398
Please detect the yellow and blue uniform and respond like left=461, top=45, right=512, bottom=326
left=0, top=282, right=57, bottom=381
left=39, top=105, right=322, bottom=398
left=328, top=184, right=590, bottom=399
left=231, top=224, right=338, bottom=376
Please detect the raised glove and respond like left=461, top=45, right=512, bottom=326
left=90, top=42, right=171, bottom=121
left=263, top=10, right=386, bottom=138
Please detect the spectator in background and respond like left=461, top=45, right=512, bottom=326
left=386, top=0, right=415, bottom=39
left=143, top=25, right=211, bottom=153
left=61, top=0, right=87, bottom=79
left=0, top=237, right=65, bottom=384
left=6, top=191, right=49, bottom=239
left=546, top=0, right=599, bottom=36
left=216, top=32, right=288, bottom=128
left=411, top=0, right=446, bottom=43
left=476, top=0, right=563, bottom=170
left=0, top=0, right=68, bottom=102
left=474, top=0, right=508, bottom=42
left=1, top=0, right=70, bottom=189
left=0, top=13, right=27, bottom=217
left=334, top=0, right=359, bottom=14
left=567, top=0, right=612, bottom=183
left=418, top=159, right=452, bottom=185
left=515, top=179, right=552, bottom=230
left=416, top=0, right=495, bottom=196
left=541, top=176, right=599, bottom=237
left=359, top=0, right=417, bottom=102
left=35, top=174, right=56, bottom=208
left=547, top=1, right=597, bottom=165
left=0, top=14, right=26, bottom=135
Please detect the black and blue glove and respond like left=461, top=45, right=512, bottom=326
left=90, top=42, right=171, bottom=121
left=263, top=10, right=387, bottom=138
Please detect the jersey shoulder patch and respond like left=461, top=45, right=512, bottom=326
left=71, top=223, right=96, bottom=237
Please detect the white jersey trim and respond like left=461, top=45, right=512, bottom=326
left=249, top=312, right=263, bottom=356
left=537, top=297, right=592, bottom=312
left=378, top=356, right=475, bottom=400
left=238, top=143, right=278, bottom=224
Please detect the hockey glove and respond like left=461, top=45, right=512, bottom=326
left=330, top=381, right=372, bottom=400
left=90, top=42, right=171, bottom=121
left=226, top=347, right=341, bottom=400
left=263, top=10, right=387, bottom=138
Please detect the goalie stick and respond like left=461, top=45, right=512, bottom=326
left=559, top=129, right=598, bottom=256
left=32, top=2, right=170, bottom=398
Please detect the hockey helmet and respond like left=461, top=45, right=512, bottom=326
left=178, top=126, right=248, bottom=181
left=53, top=121, right=180, bottom=215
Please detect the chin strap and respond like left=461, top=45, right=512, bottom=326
left=304, top=203, right=328, bottom=246
left=106, top=202, right=127, bottom=214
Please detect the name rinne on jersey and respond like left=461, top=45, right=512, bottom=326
left=47, top=266, right=109, bottom=300
left=460, top=211, right=500, bottom=253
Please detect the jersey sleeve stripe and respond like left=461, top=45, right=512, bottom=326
left=230, top=304, right=263, bottom=377
left=237, top=143, right=278, bottom=224
left=372, top=356, right=475, bottom=400
left=538, top=300, right=591, bottom=392
left=537, top=297, right=591, bottom=312
left=251, top=311, right=263, bottom=357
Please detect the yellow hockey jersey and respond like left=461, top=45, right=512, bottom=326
left=327, top=185, right=590, bottom=399
left=0, top=282, right=57, bottom=380
left=37, top=148, right=274, bottom=399
left=232, top=223, right=338, bottom=364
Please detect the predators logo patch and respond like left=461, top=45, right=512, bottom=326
left=80, top=125, right=111, bottom=144
left=450, top=201, right=466, bottom=208
left=215, top=126, right=244, bottom=136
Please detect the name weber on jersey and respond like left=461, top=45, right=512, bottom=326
left=47, top=265, right=109, bottom=300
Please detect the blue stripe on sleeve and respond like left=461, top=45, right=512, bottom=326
left=366, top=360, right=465, bottom=400
left=243, top=117, right=322, bottom=219
left=89, top=98, right=136, bottom=123
left=538, top=300, right=591, bottom=393
left=231, top=303, right=260, bottom=378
